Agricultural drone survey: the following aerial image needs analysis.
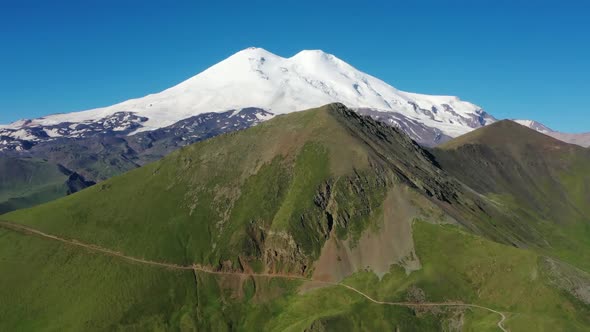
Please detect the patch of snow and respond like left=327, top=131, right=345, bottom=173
left=11, top=129, right=37, bottom=140
left=513, top=119, right=553, bottom=134
left=44, top=128, right=62, bottom=137
left=255, top=112, right=275, bottom=121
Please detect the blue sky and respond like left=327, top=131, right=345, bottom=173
left=1, top=0, right=589, bottom=132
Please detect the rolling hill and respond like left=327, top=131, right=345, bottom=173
left=0, top=157, right=94, bottom=214
left=1, top=104, right=588, bottom=331
left=433, top=120, right=590, bottom=271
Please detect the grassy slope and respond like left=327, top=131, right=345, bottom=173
left=1, top=105, right=375, bottom=270
left=2, top=104, right=454, bottom=272
left=434, top=120, right=590, bottom=272
left=32, top=136, right=141, bottom=182
left=1, top=108, right=589, bottom=330
left=0, top=229, right=198, bottom=331
left=0, top=158, right=82, bottom=214
left=273, top=221, right=590, bottom=331
left=2, top=219, right=588, bottom=331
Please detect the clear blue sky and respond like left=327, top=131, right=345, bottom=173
left=1, top=0, right=589, bottom=132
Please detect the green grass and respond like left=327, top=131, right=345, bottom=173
left=331, top=168, right=388, bottom=246
left=2, top=104, right=590, bottom=331
left=0, top=105, right=398, bottom=271
left=266, top=286, right=441, bottom=332
left=0, top=229, right=198, bottom=331
left=278, top=221, right=590, bottom=331
left=0, top=158, right=84, bottom=214
left=1, top=214, right=589, bottom=330
left=433, top=119, right=590, bottom=274
left=1, top=106, right=374, bottom=276
left=271, top=143, right=330, bottom=231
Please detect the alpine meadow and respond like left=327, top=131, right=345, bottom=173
left=1, top=104, right=589, bottom=331
left=1, top=2, right=590, bottom=331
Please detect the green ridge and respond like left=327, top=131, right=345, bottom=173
left=2, top=105, right=589, bottom=331
left=0, top=157, right=93, bottom=214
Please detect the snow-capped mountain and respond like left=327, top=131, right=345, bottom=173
left=512, top=120, right=553, bottom=134
left=1, top=47, right=495, bottom=149
left=513, top=120, right=590, bottom=147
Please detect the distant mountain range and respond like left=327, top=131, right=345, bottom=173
left=0, top=48, right=588, bottom=212
left=513, top=119, right=590, bottom=147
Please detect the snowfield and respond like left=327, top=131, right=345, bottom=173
left=2, top=47, right=494, bottom=138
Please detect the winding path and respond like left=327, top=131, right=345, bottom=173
left=0, top=220, right=508, bottom=331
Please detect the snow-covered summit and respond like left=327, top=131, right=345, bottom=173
left=512, top=119, right=553, bottom=134
left=2, top=47, right=494, bottom=138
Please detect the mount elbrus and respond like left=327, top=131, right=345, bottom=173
left=0, top=47, right=498, bottom=212
left=3, top=48, right=588, bottom=214
left=3, top=47, right=587, bottom=153
left=1, top=47, right=493, bottom=148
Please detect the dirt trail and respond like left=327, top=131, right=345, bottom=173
left=0, top=220, right=508, bottom=331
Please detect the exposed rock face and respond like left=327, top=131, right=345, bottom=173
left=356, top=107, right=496, bottom=147
left=542, top=258, right=590, bottom=305
left=311, top=186, right=423, bottom=283
left=356, top=108, right=452, bottom=146
left=0, top=108, right=273, bottom=213
left=127, top=107, right=274, bottom=160
left=0, top=112, right=149, bottom=152
left=0, top=158, right=94, bottom=214
left=1, top=108, right=273, bottom=182
left=64, top=170, right=96, bottom=195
